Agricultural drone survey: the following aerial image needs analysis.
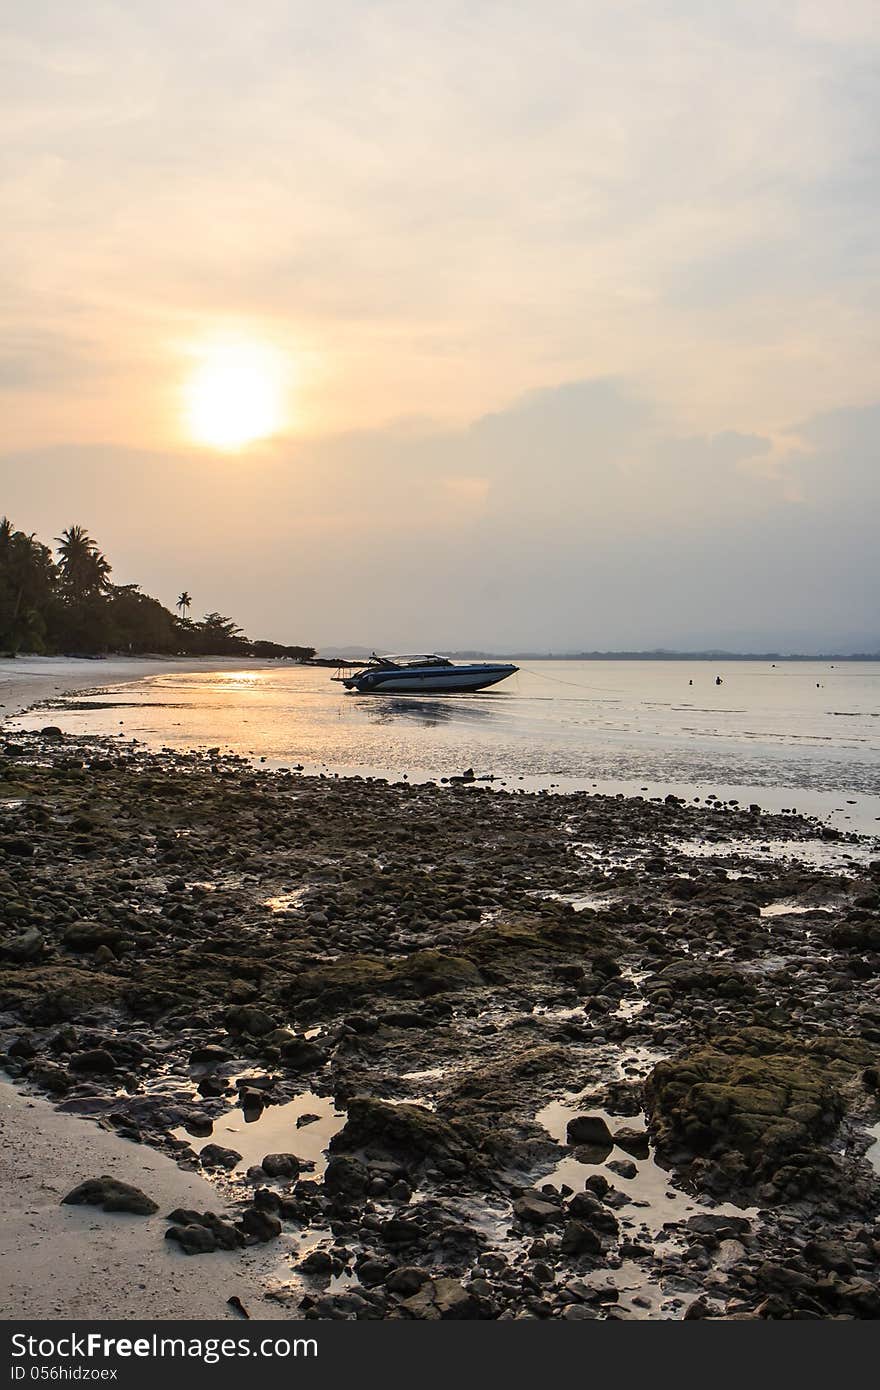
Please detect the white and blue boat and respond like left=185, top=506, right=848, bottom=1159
left=332, top=653, right=518, bottom=694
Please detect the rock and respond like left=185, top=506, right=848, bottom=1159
left=393, top=951, right=483, bottom=997
left=756, top=1262, right=819, bottom=1295
left=279, top=1038, right=326, bottom=1070
left=686, top=1214, right=752, bottom=1238
left=29, top=1061, right=70, bottom=1094
left=0, top=928, right=43, bottom=962
left=62, top=921, right=124, bottom=952
left=225, top=1005, right=276, bottom=1037
left=645, top=1028, right=870, bottom=1191
left=559, top=1220, right=603, bottom=1256
left=612, top=1126, right=650, bottom=1159
left=583, top=1174, right=610, bottom=1197
left=165, top=1211, right=244, bottom=1250
left=513, top=1192, right=561, bottom=1226
left=300, top=1249, right=334, bottom=1276
left=606, top=1158, right=637, bottom=1179
left=330, top=1098, right=469, bottom=1167
left=399, top=1276, right=486, bottom=1320
left=62, top=1176, right=158, bottom=1215
left=189, top=1043, right=234, bottom=1064
left=288, top=951, right=482, bottom=1008
left=197, top=1075, right=230, bottom=1098
left=835, top=1279, right=880, bottom=1317
left=260, top=1152, right=300, bottom=1178
left=802, top=1239, right=855, bottom=1275
left=0, top=835, right=34, bottom=857
left=566, top=1192, right=619, bottom=1235
left=357, top=1258, right=393, bottom=1286
left=198, top=1144, right=242, bottom=1169
left=166, top=1224, right=218, bottom=1254
left=238, top=1208, right=282, bottom=1242
left=167, top=1207, right=204, bottom=1225
left=683, top=1297, right=711, bottom=1320
left=69, top=1049, right=116, bottom=1074
left=323, top=1154, right=369, bottom=1196
left=715, top=1239, right=747, bottom=1271
left=386, top=1267, right=432, bottom=1296
left=566, top=1114, right=613, bottom=1146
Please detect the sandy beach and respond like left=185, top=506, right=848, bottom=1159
left=0, top=656, right=288, bottom=725
left=0, top=1080, right=287, bottom=1320
left=1, top=724, right=878, bottom=1319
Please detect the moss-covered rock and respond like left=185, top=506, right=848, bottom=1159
left=330, top=1097, right=471, bottom=1167
left=0, top=964, right=122, bottom=1022
left=645, top=1027, right=875, bottom=1194
left=286, top=950, right=481, bottom=1008
left=392, top=950, right=482, bottom=996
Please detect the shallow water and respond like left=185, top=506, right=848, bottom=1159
left=535, top=1093, right=757, bottom=1240
left=173, top=1088, right=345, bottom=1177
left=8, top=658, right=880, bottom=833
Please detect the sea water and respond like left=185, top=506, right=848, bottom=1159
left=8, top=659, right=880, bottom=836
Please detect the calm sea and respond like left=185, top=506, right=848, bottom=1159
left=9, top=659, right=880, bottom=837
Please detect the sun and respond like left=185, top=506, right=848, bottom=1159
left=184, top=340, right=288, bottom=449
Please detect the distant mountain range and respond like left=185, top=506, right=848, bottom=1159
left=317, top=645, right=880, bottom=662
left=444, top=648, right=880, bottom=661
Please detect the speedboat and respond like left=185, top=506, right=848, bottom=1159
left=332, top=653, right=518, bottom=694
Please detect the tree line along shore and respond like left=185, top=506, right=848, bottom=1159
left=0, top=518, right=314, bottom=661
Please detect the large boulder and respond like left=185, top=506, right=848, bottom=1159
left=330, top=1098, right=469, bottom=1167
left=645, top=1028, right=875, bottom=1194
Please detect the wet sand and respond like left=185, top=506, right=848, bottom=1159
left=0, top=1080, right=287, bottom=1319
left=0, top=655, right=289, bottom=724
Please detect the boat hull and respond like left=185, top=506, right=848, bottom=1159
left=344, top=664, right=517, bottom=694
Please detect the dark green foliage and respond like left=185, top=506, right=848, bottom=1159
left=0, top=516, right=314, bottom=659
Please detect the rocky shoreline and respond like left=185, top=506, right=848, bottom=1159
left=1, top=727, right=879, bottom=1320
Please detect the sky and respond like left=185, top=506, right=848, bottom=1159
left=1, top=1, right=878, bottom=652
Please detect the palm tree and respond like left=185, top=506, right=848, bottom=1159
left=55, top=525, right=112, bottom=600
left=177, top=590, right=192, bottom=620
left=0, top=524, right=56, bottom=651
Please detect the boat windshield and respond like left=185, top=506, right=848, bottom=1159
left=371, top=653, right=454, bottom=669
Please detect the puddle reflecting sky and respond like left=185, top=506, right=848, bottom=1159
left=173, top=1088, right=344, bottom=1175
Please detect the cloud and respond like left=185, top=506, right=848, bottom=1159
left=1, top=377, right=876, bottom=650
left=2, top=2, right=879, bottom=442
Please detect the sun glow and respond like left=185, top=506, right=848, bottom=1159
left=184, top=341, right=288, bottom=449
